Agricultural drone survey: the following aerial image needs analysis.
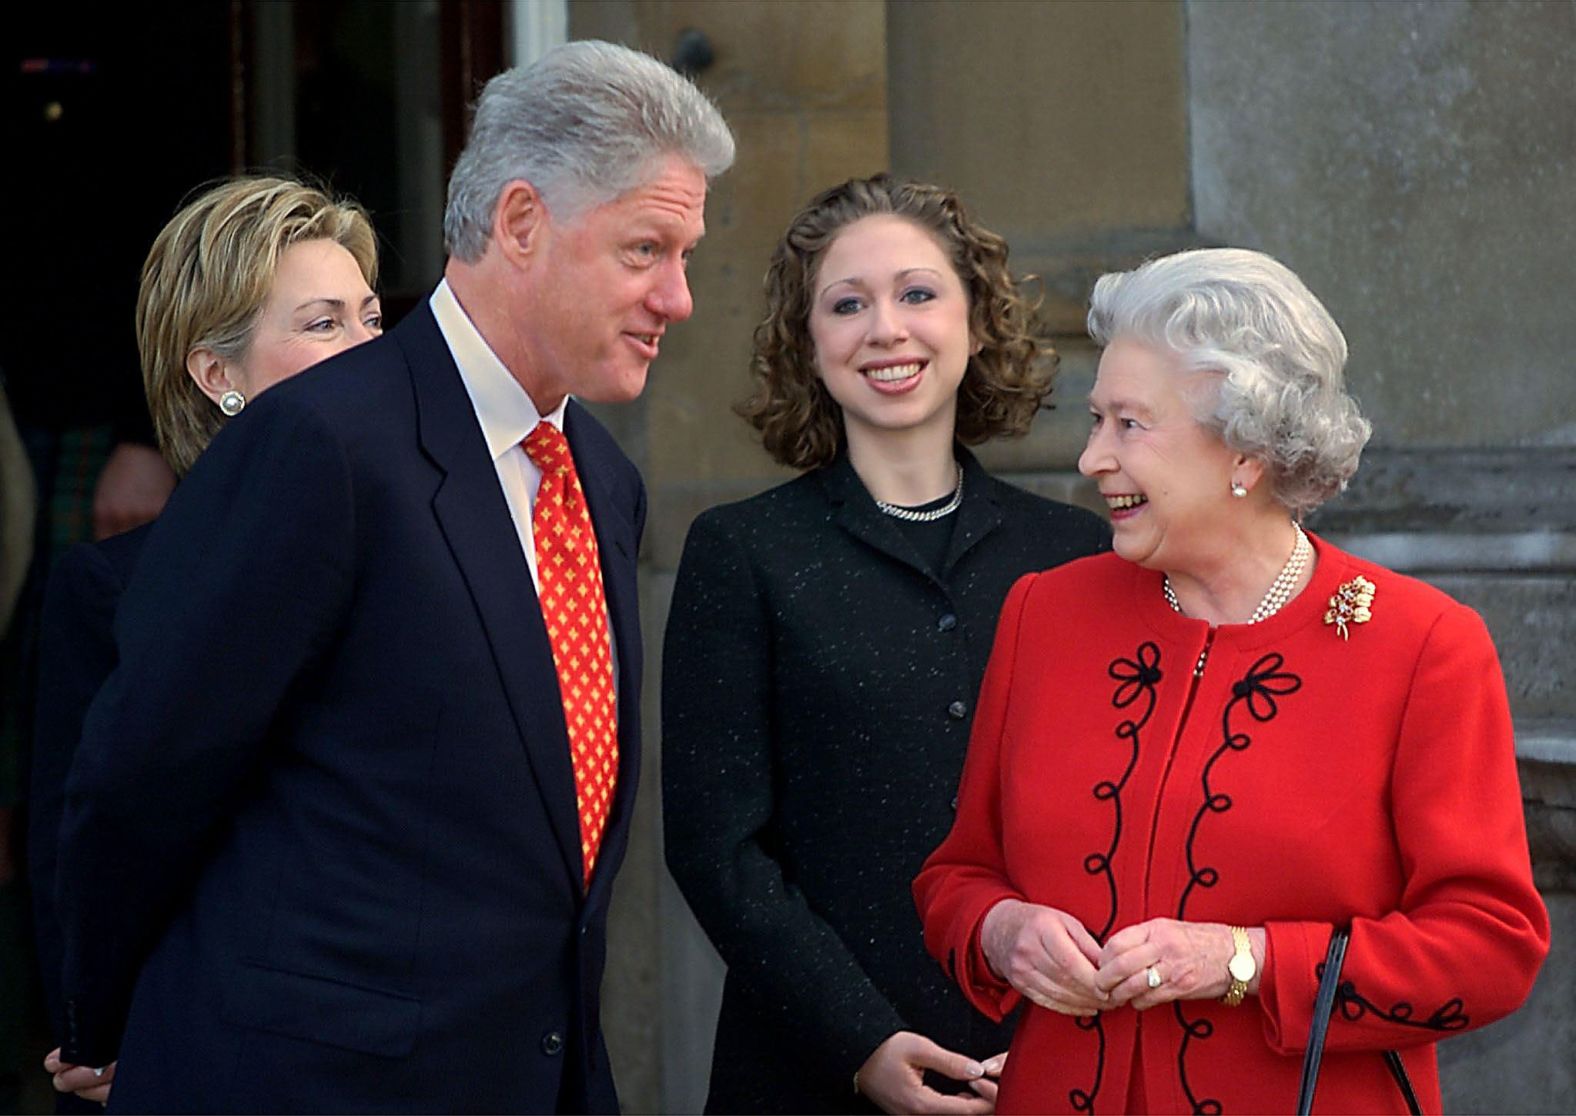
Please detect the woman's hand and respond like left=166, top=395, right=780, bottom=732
left=855, top=1032, right=998, bottom=1114
left=1095, top=918, right=1265, bottom=1010
left=43, top=1048, right=114, bottom=1105
left=980, top=899, right=1108, bottom=1016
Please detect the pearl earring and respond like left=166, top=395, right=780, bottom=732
left=219, top=390, right=246, bottom=417
left=1230, top=480, right=1248, bottom=498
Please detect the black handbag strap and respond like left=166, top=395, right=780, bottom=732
left=1297, top=928, right=1350, bottom=1114
left=1296, top=928, right=1423, bottom=1115
left=1384, top=1050, right=1423, bottom=1115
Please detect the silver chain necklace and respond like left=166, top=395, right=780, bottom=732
left=1164, top=522, right=1311, bottom=624
left=875, top=463, right=964, bottom=522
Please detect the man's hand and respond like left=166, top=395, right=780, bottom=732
left=44, top=1048, right=114, bottom=1105
left=980, top=899, right=1108, bottom=1016
left=93, top=442, right=175, bottom=540
left=856, top=1032, right=995, bottom=1114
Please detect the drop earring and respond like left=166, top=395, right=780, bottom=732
left=219, top=390, right=246, bottom=417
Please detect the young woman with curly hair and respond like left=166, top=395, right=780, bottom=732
left=662, top=175, right=1111, bottom=1114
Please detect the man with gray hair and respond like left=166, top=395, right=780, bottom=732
left=55, top=40, right=733, bottom=1113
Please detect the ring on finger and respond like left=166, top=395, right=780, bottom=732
left=1145, top=965, right=1163, bottom=989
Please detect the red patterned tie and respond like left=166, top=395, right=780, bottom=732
left=523, top=421, right=618, bottom=886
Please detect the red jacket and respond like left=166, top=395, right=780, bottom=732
left=915, top=538, right=1549, bottom=1114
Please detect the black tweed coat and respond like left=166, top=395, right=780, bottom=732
left=662, top=449, right=1110, bottom=1113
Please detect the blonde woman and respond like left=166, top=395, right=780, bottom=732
left=32, top=176, right=379, bottom=1106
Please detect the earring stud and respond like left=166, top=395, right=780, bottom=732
left=219, top=390, right=246, bottom=417
left=1230, top=480, right=1248, bottom=498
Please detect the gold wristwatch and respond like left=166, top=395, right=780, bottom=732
left=1222, top=925, right=1255, bottom=1006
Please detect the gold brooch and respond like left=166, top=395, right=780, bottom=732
left=1324, top=576, right=1376, bottom=640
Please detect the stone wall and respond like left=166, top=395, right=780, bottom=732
left=1190, top=6, right=1574, bottom=1108
left=562, top=2, right=1575, bottom=1111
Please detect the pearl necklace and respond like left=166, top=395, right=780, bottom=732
left=1164, top=523, right=1311, bottom=624
left=875, top=464, right=964, bottom=522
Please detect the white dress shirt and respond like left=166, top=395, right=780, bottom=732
left=428, top=280, right=620, bottom=689
left=429, top=279, right=567, bottom=593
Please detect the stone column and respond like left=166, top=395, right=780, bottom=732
left=567, top=3, right=891, bottom=1110
left=1188, top=4, right=1574, bottom=1110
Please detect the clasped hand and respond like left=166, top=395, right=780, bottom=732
left=44, top=1048, right=114, bottom=1105
left=980, top=901, right=1244, bottom=1015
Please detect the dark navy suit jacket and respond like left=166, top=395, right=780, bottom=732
left=33, top=529, right=149, bottom=1025
left=31, top=525, right=149, bottom=1116
left=55, top=304, right=644, bottom=1114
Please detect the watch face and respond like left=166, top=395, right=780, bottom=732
left=1229, top=953, right=1257, bottom=982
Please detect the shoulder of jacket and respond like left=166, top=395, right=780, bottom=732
left=691, top=473, right=826, bottom=532
left=1320, top=541, right=1472, bottom=627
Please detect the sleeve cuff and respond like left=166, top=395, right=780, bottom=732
left=1260, top=920, right=1327, bottom=1055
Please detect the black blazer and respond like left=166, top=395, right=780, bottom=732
left=30, top=525, right=149, bottom=1116
left=662, top=450, right=1110, bottom=1114
left=30, top=525, right=149, bottom=1046
left=55, top=303, right=645, bottom=1114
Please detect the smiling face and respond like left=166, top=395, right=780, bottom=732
left=231, top=237, right=382, bottom=397
left=1078, top=337, right=1244, bottom=574
left=521, top=154, right=707, bottom=408
left=808, top=214, right=974, bottom=448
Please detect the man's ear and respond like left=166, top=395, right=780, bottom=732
left=186, top=348, right=234, bottom=405
left=493, top=180, right=548, bottom=265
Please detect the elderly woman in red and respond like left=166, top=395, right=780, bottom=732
left=914, top=247, right=1549, bottom=1114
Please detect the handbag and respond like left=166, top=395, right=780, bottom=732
left=1295, top=928, right=1423, bottom=1115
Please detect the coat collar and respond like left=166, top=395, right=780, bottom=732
left=816, top=445, right=1004, bottom=583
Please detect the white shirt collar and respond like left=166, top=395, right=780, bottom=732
left=429, top=278, right=568, bottom=461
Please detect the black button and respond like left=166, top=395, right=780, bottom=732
left=541, top=1031, right=564, bottom=1056
left=937, top=613, right=957, bottom=632
left=580, top=925, right=589, bottom=937
left=950, top=795, right=959, bottom=811
left=948, top=700, right=968, bottom=719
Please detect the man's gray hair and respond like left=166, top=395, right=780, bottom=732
left=1087, top=247, right=1372, bottom=515
left=443, top=39, right=735, bottom=262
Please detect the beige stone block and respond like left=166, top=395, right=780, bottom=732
left=889, top=0, right=1189, bottom=237
left=614, top=0, right=888, bottom=114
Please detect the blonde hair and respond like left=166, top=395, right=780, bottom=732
left=137, top=176, right=378, bottom=475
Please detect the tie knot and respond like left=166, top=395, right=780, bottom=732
left=523, top=421, right=571, bottom=472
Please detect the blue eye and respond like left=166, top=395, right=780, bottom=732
left=900, top=287, right=936, bottom=305
left=832, top=296, right=862, bottom=315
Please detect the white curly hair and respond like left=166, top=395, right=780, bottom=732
left=1087, top=247, right=1372, bottom=515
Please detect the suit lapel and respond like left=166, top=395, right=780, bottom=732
left=396, top=305, right=584, bottom=890
left=820, top=449, right=1003, bottom=583
left=822, top=454, right=927, bottom=575
left=941, top=449, right=1005, bottom=576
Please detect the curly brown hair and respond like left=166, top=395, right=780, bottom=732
left=737, top=174, right=1055, bottom=470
